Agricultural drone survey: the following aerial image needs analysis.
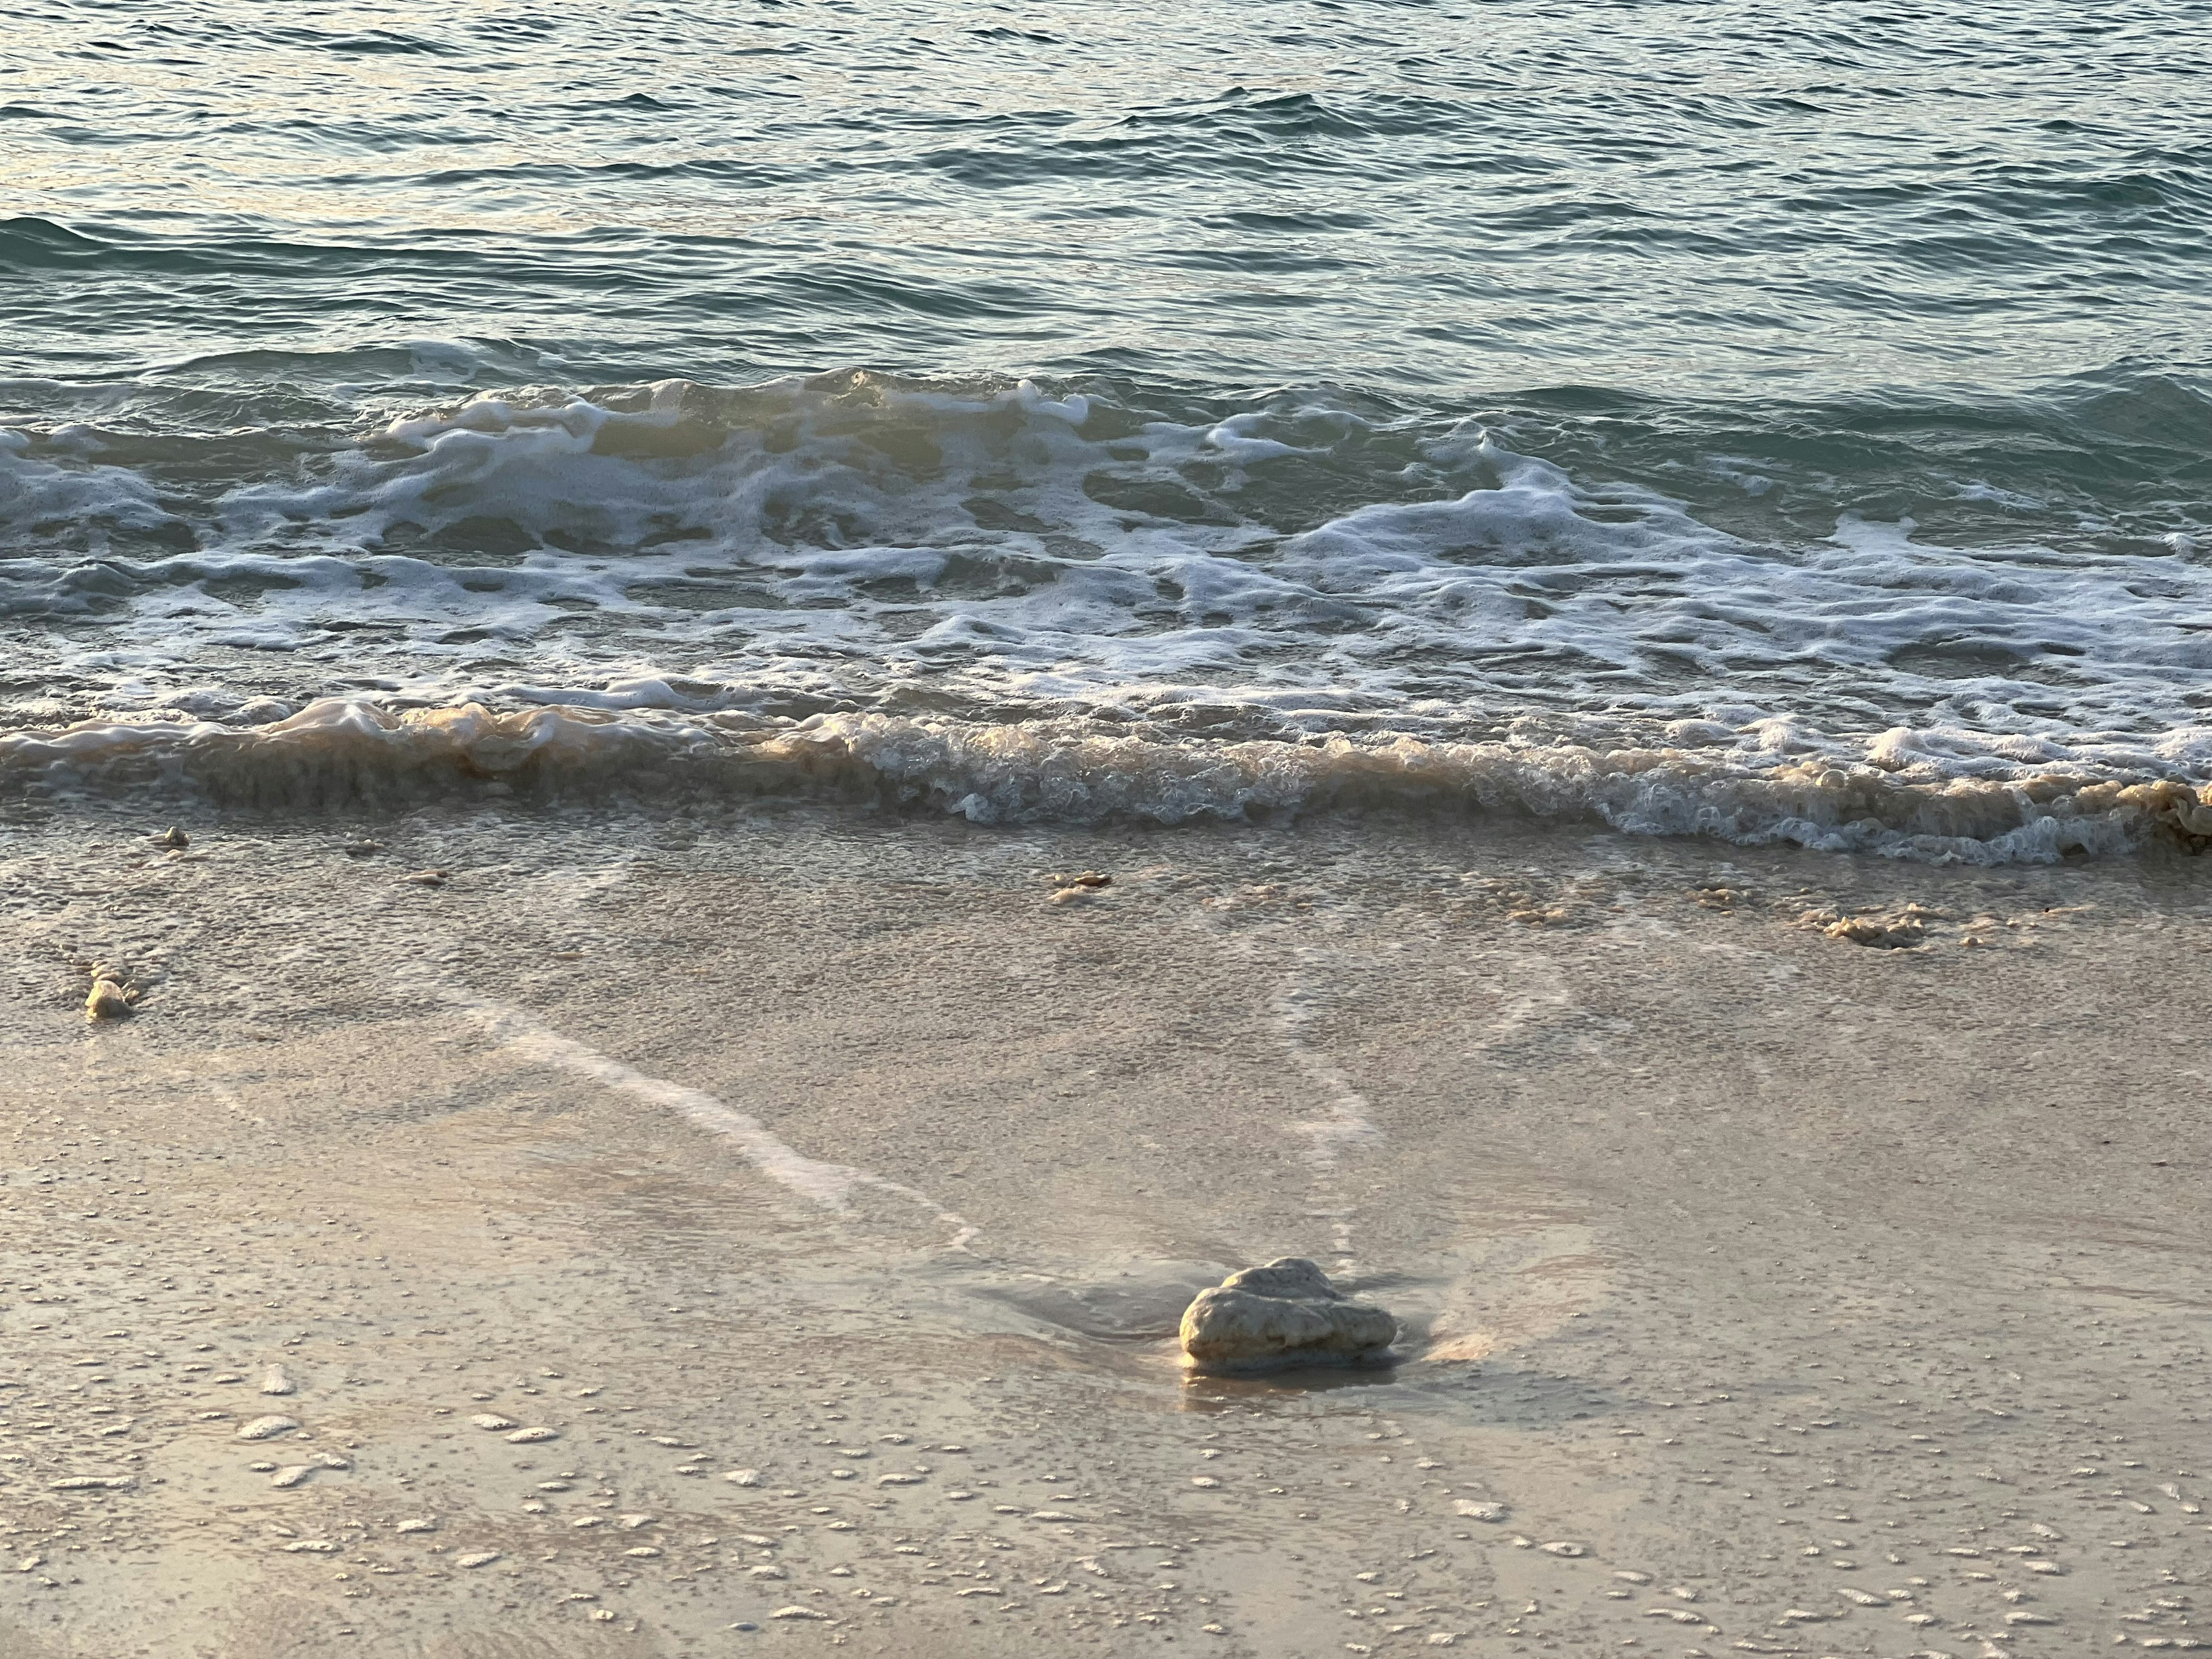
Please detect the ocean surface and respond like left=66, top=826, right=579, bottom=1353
left=4, top=0, right=2210, bottom=859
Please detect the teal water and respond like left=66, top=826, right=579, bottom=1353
left=3, top=1, right=2210, bottom=857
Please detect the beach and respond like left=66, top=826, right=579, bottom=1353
left=6, top=4, right=2210, bottom=1650
left=5, top=797, right=2209, bottom=1657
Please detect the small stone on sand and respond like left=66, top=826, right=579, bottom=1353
left=456, top=1551, right=502, bottom=1569
left=724, top=1468, right=762, bottom=1486
left=270, top=1465, right=313, bottom=1488
left=152, top=826, right=190, bottom=849
left=237, top=1415, right=301, bottom=1441
left=469, top=1414, right=517, bottom=1431
left=395, top=1518, right=438, bottom=1535
left=1179, top=1258, right=1397, bottom=1373
left=506, top=1426, right=559, bottom=1443
left=84, top=971, right=134, bottom=1022
left=260, top=1365, right=296, bottom=1396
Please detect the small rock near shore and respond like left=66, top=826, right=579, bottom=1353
left=84, top=966, right=134, bottom=1022
left=1179, top=1257, right=1396, bottom=1373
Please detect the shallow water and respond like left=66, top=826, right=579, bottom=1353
left=5, top=0, right=2210, bottom=858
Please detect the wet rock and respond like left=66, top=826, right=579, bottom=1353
left=1179, top=1257, right=1396, bottom=1373
left=84, top=966, right=134, bottom=1022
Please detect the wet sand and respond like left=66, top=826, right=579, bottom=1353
left=3, top=799, right=2211, bottom=1658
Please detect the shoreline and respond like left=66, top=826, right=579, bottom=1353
left=10, top=696, right=2212, bottom=867
left=4, top=801, right=2210, bottom=1656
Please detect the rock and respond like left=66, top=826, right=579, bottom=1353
left=84, top=968, right=134, bottom=1022
left=1178, top=1257, right=1396, bottom=1373
left=237, top=1415, right=301, bottom=1441
left=151, top=825, right=189, bottom=849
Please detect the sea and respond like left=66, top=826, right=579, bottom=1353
left=3, top=0, right=2209, bottom=861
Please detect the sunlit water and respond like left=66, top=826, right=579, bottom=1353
left=4, top=0, right=2210, bottom=857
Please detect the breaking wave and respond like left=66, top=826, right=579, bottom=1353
left=10, top=696, right=2212, bottom=865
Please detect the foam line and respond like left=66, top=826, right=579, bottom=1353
left=443, top=987, right=974, bottom=1246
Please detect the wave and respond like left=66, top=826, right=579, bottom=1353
left=10, top=697, right=2212, bottom=865
left=6, top=372, right=2210, bottom=735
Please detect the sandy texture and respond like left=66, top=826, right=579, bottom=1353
left=3, top=799, right=2211, bottom=1658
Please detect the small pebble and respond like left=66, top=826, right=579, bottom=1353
left=84, top=974, right=134, bottom=1022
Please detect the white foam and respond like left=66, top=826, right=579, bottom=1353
left=7, top=373, right=2212, bottom=861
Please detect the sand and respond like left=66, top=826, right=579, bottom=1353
left=3, top=796, right=2210, bottom=1658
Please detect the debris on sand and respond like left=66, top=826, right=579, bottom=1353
left=1179, top=1257, right=1396, bottom=1374
left=1048, top=870, right=1112, bottom=904
left=1796, top=903, right=1942, bottom=948
left=151, top=825, right=190, bottom=849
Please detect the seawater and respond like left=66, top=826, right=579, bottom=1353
left=3, top=0, right=2210, bottom=859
